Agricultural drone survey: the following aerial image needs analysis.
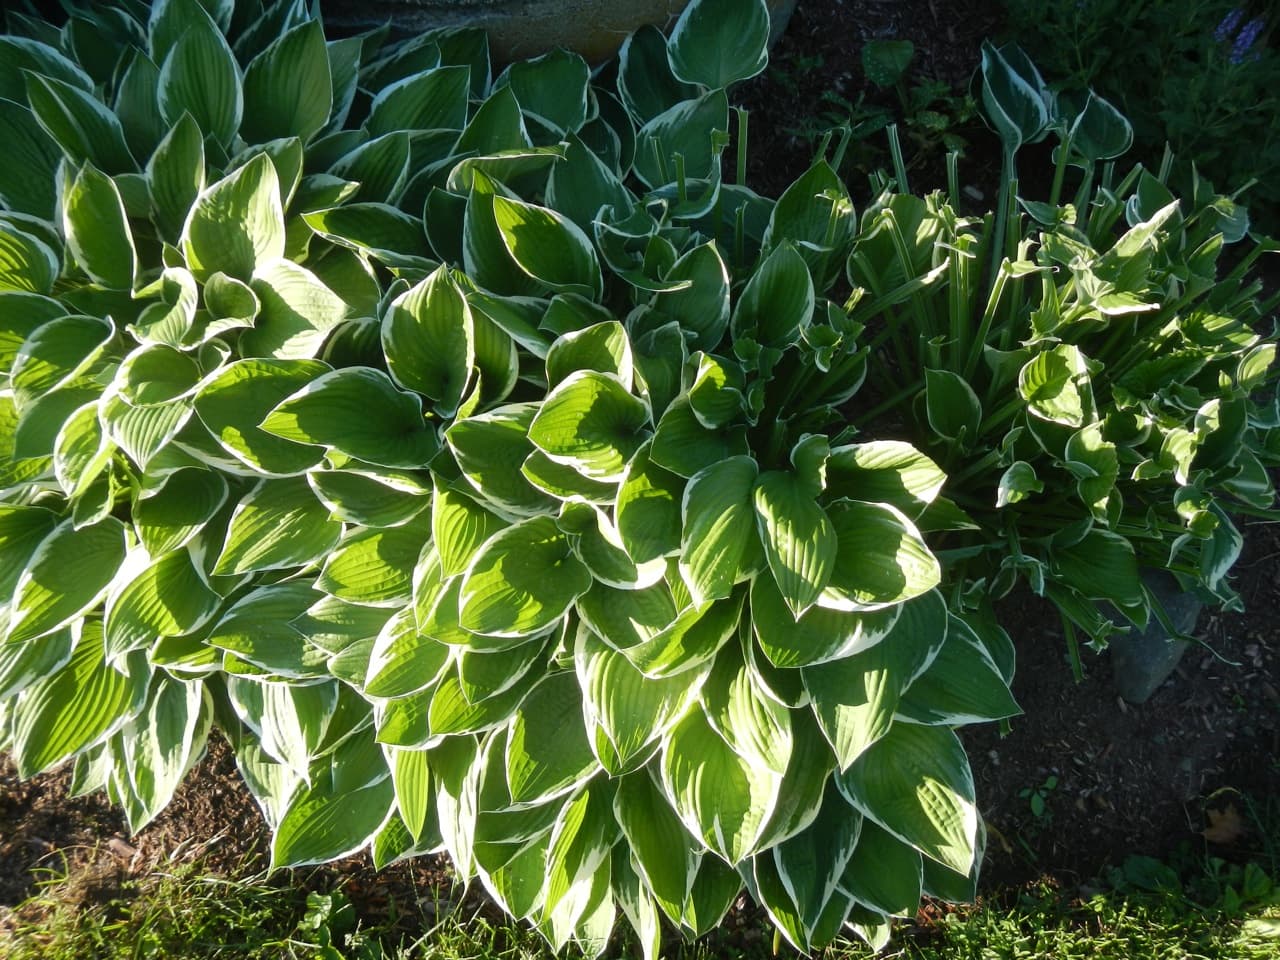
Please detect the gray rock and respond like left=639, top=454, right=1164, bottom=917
left=321, top=0, right=798, bottom=64
left=1109, top=569, right=1202, bottom=704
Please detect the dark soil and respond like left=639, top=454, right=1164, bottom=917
left=3, top=0, right=1279, bottom=949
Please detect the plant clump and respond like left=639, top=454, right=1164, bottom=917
left=0, top=0, right=1274, bottom=956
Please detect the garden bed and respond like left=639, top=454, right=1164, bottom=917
left=1, top=0, right=1278, bottom=954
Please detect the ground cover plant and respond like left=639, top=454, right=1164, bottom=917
left=0, top=0, right=1276, bottom=956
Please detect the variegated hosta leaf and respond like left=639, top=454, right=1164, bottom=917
left=803, top=590, right=948, bottom=770
left=9, top=619, right=146, bottom=777
left=528, top=371, right=649, bottom=483
left=661, top=703, right=785, bottom=865
left=836, top=721, right=979, bottom=876
left=458, top=516, right=591, bottom=638
left=260, top=366, right=440, bottom=468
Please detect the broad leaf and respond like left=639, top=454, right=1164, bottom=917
left=458, top=516, right=591, bottom=638
left=667, top=0, right=771, bottom=89
left=6, top=517, right=126, bottom=646
left=837, top=722, right=978, bottom=875
left=261, top=367, right=439, bottom=469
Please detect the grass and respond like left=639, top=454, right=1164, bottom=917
left=1, top=793, right=1277, bottom=960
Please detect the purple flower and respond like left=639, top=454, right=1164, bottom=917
left=1214, top=7, right=1244, bottom=42
left=1231, top=16, right=1265, bottom=63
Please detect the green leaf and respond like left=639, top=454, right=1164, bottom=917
left=329, top=132, right=411, bottom=204
left=528, top=372, right=649, bottom=483
left=764, top=160, right=856, bottom=284
left=862, top=39, right=915, bottom=88
left=213, top=477, right=341, bottom=575
left=0, top=97, right=60, bottom=217
left=700, top=654, right=793, bottom=774
left=8, top=314, right=110, bottom=408
left=491, top=195, right=602, bottom=299
left=261, top=367, right=439, bottom=469
left=0, top=506, right=58, bottom=606
left=653, top=242, right=730, bottom=352
left=773, top=783, right=862, bottom=935
left=365, top=609, right=452, bottom=699
left=839, top=820, right=922, bottom=917
left=979, top=41, right=1049, bottom=153
left=751, top=575, right=899, bottom=669
left=318, top=523, right=432, bottom=607
left=617, top=25, right=697, bottom=125
left=24, top=73, right=134, bottom=174
left=431, top=482, right=504, bottom=579
left=819, top=501, right=940, bottom=611
left=1053, top=529, right=1142, bottom=606
left=303, top=203, right=432, bottom=268
left=0, top=35, right=92, bottom=102
left=996, top=460, right=1042, bottom=508
left=182, top=153, right=284, bottom=283
left=506, top=672, right=597, bottom=804
left=575, top=626, right=697, bottom=773
left=753, top=472, right=836, bottom=616
left=615, top=441, right=684, bottom=565
left=667, top=0, right=770, bottom=89
left=503, top=48, right=589, bottom=135
left=1018, top=344, right=1093, bottom=427
left=114, top=51, right=166, bottom=164
left=368, top=65, right=470, bottom=136
left=733, top=244, right=814, bottom=349
left=545, top=134, right=633, bottom=232
left=651, top=397, right=750, bottom=479
left=104, top=547, right=222, bottom=660
left=633, top=90, right=729, bottom=190
left=445, top=403, right=557, bottom=519
left=545, top=321, right=633, bottom=392
left=207, top=583, right=325, bottom=678
left=661, top=705, right=783, bottom=864
left=273, top=767, right=395, bottom=868
left=458, top=516, right=591, bottom=638
left=837, top=722, right=978, bottom=875
left=803, top=591, right=947, bottom=768
left=241, top=259, right=348, bottom=359
left=12, top=621, right=142, bottom=777
left=679, top=456, right=759, bottom=605
left=242, top=20, right=331, bottom=144
left=309, top=468, right=431, bottom=529
left=541, top=781, right=615, bottom=949
left=134, top=468, right=227, bottom=556
left=897, top=615, right=1022, bottom=725
left=62, top=163, right=136, bottom=290
left=384, top=266, right=474, bottom=417
left=0, top=223, right=58, bottom=295
left=6, top=517, right=126, bottom=646
left=924, top=369, right=982, bottom=443
left=1069, top=90, right=1132, bottom=164
left=456, top=85, right=529, bottom=156
left=614, top=773, right=695, bottom=923
left=158, top=9, right=241, bottom=146
left=193, top=358, right=330, bottom=475
left=824, top=442, right=945, bottom=519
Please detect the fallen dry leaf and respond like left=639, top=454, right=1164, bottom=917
left=1202, top=804, right=1247, bottom=844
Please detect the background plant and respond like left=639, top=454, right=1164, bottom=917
left=775, top=38, right=978, bottom=185
left=840, top=43, right=1279, bottom=667
left=0, top=0, right=1024, bottom=955
left=1002, top=0, right=1280, bottom=235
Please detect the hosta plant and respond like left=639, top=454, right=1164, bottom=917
left=2, top=0, right=1015, bottom=955
left=841, top=44, right=1279, bottom=661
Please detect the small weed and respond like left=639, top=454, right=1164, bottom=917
left=1018, top=774, right=1059, bottom=820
